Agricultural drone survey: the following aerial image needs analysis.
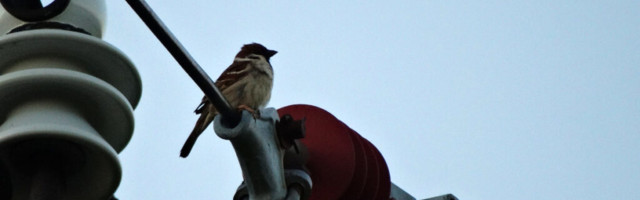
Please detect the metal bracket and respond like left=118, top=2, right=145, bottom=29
left=214, top=108, right=310, bottom=200
left=214, top=108, right=287, bottom=199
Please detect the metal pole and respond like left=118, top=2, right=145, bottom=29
left=124, top=0, right=241, bottom=127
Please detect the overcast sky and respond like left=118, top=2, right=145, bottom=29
left=103, top=1, right=639, bottom=199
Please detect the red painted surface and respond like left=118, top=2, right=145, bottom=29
left=278, top=104, right=391, bottom=200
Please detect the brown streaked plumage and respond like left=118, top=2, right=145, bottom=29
left=180, top=43, right=277, bottom=158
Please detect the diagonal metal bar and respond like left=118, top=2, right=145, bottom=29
left=125, top=0, right=241, bottom=127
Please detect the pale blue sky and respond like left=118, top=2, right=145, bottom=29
left=105, top=1, right=640, bottom=199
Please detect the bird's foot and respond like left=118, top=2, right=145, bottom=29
left=237, top=105, right=260, bottom=118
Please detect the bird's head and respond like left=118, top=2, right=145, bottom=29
left=236, top=43, right=278, bottom=62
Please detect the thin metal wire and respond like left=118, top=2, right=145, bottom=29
left=125, top=0, right=241, bottom=127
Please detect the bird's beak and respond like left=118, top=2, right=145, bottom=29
left=267, top=50, right=278, bottom=58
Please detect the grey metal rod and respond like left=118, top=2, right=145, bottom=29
left=125, top=0, right=241, bottom=127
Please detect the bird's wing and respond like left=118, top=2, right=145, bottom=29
left=194, top=96, right=208, bottom=114
left=194, top=60, right=251, bottom=114
left=215, top=60, right=252, bottom=91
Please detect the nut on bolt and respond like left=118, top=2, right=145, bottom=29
left=276, top=114, right=306, bottom=151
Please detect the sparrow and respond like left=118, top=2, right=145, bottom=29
left=180, top=43, right=277, bottom=158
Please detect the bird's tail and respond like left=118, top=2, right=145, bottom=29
left=180, top=112, right=215, bottom=157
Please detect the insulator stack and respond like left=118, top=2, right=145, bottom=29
left=278, top=105, right=391, bottom=200
left=0, top=0, right=141, bottom=199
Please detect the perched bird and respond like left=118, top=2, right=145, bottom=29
left=180, top=43, right=277, bottom=158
